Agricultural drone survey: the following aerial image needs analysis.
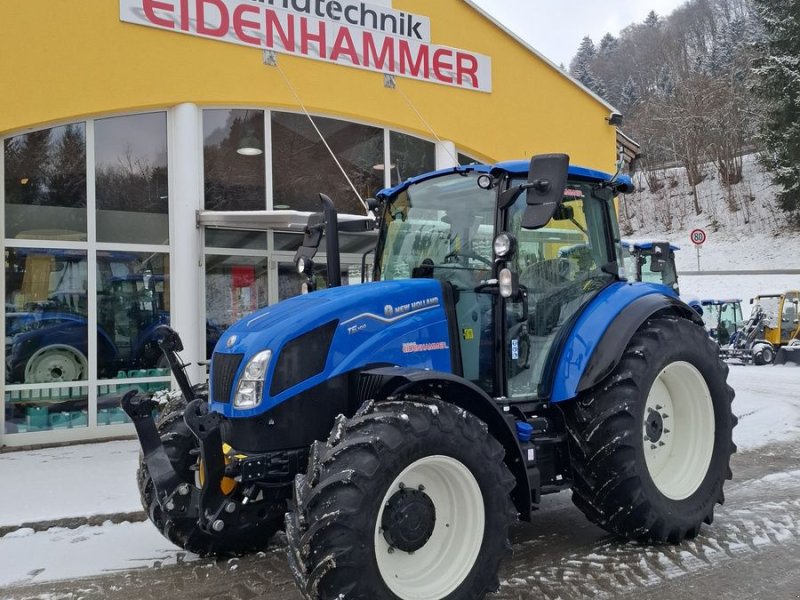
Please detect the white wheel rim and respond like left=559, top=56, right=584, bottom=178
left=374, top=455, right=485, bottom=599
left=25, top=346, right=87, bottom=383
left=643, top=361, right=715, bottom=500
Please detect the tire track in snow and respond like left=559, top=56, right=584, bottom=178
left=497, top=497, right=800, bottom=599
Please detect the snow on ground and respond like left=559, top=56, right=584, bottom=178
left=0, top=440, right=142, bottom=528
left=0, top=521, right=198, bottom=588
left=728, top=364, right=800, bottom=451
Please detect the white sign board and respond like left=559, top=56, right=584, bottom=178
left=120, top=0, right=493, bottom=92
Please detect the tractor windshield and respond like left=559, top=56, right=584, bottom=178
left=376, top=172, right=496, bottom=282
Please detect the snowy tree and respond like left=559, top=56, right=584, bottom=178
left=644, top=10, right=660, bottom=28
left=569, top=36, right=607, bottom=98
left=598, top=33, right=618, bottom=56
left=752, top=0, right=800, bottom=225
left=620, top=76, right=640, bottom=109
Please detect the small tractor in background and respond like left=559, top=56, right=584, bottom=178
left=621, top=240, right=680, bottom=294
left=123, top=155, right=736, bottom=600
left=698, top=299, right=744, bottom=347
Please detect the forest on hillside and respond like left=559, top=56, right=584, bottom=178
left=568, top=0, right=800, bottom=228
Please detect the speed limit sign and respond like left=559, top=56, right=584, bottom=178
left=690, top=229, right=706, bottom=246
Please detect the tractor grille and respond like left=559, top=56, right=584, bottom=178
left=212, top=353, right=244, bottom=404
left=270, top=321, right=338, bottom=396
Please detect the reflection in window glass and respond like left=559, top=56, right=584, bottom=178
left=279, top=263, right=363, bottom=301
left=272, top=112, right=382, bottom=215
left=96, top=251, right=170, bottom=380
left=203, top=109, right=266, bottom=211
left=5, top=386, right=88, bottom=434
left=95, top=113, right=169, bottom=244
left=458, top=152, right=479, bottom=166
left=5, top=248, right=89, bottom=385
left=205, top=229, right=268, bottom=251
left=97, top=381, right=169, bottom=427
left=389, top=132, right=435, bottom=186
left=205, top=255, right=269, bottom=357
left=4, top=124, right=87, bottom=240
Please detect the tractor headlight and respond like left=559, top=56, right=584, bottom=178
left=493, top=233, right=515, bottom=259
left=234, top=350, right=272, bottom=409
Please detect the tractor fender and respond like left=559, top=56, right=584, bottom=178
left=550, top=283, right=703, bottom=402
left=575, top=293, right=703, bottom=396
left=360, top=366, right=532, bottom=521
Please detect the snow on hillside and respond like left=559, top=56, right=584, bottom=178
left=620, top=154, right=800, bottom=305
left=621, top=154, right=800, bottom=273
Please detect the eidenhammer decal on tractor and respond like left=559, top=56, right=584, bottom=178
left=123, top=155, right=736, bottom=600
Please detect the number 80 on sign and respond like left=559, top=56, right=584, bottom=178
left=690, top=229, right=706, bottom=246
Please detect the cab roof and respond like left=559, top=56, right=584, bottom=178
left=377, top=161, right=634, bottom=199
left=622, top=240, right=681, bottom=251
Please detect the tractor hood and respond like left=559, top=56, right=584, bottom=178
left=210, top=279, right=454, bottom=417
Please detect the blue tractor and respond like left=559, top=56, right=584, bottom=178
left=124, top=155, right=736, bottom=600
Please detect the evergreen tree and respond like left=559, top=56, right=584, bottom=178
left=598, top=33, right=618, bottom=56
left=621, top=76, right=640, bottom=109
left=569, top=36, right=606, bottom=98
left=752, top=0, right=800, bottom=224
left=644, top=10, right=660, bottom=28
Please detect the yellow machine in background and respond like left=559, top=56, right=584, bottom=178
left=749, top=291, right=800, bottom=365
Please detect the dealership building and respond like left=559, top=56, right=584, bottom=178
left=0, top=0, right=623, bottom=447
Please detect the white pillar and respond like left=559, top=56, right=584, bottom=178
left=169, top=103, right=205, bottom=385
left=435, top=140, right=458, bottom=170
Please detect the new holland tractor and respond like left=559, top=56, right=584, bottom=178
left=123, top=155, right=736, bottom=600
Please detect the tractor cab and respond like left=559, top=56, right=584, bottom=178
left=699, top=299, right=743, bottom=346
left=621, top=240, right=680, bottom=294
left=370, top=157, right=631, bottom=400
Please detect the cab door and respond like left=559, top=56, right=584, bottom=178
left=501, top=181, right=619, bottom=400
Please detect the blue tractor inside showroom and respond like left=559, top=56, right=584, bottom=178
left=123, top=155, right=736, bottom=600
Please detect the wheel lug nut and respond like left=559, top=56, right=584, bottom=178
left=398, top=482, right=406, bottom=490
left=388, top=546, right=395, bottom=554
left=418, top=485, right=425, bottom=492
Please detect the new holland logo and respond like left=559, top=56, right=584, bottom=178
left=384, top=305, right=394, bottom=318
left=226, top=335, right=238, bottom=348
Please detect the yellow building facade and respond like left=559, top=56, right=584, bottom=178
left=0, top=0, right=619, bottom=446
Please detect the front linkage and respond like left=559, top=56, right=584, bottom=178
left=121, top=326, right=283, bottom=540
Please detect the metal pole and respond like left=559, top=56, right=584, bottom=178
left=696, top=245, right=701, bottom=271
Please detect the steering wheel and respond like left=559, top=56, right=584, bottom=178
left=443, top=249, right=493, bottom=267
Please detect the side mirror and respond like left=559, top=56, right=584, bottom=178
left=522, top=154, right=569, bottom=230
left=648, top=243, right=671, bottom=273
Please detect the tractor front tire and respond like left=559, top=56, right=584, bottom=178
left=137, top=389, right=285, bottom=556
left=286, top=398, right=517, bottom=600
left=563, top=315, right=736, bottom=543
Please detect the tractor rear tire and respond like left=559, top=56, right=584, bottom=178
left=137, top=388, right=285, bottom=557
left=286, top=398, right=517, bottom=600
left=563, top=315, right=736, bottom=543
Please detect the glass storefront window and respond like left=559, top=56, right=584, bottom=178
left=4, top=124, right=87, bottom=240
left=5, top=385, right=88, bottom=434
left=203, top=109, right=266, bottom=211
left=389, top=132, right=435, bottom=186
left=95, top=113, right=169, bottom=245
left=205, top=229, right=268, bottom=250
left=272, top=112, right=383, bottom=215
left=278, top=262, right=365, bottom=301
left=97, top=381, right=169, bottom=427
left=96, top=251, right=170, bottom=380
left=459, top=152, right=479, bottom=166
left=5, top=248, right=89, bottom=385
left=205, top=255, right=269, bottom=357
